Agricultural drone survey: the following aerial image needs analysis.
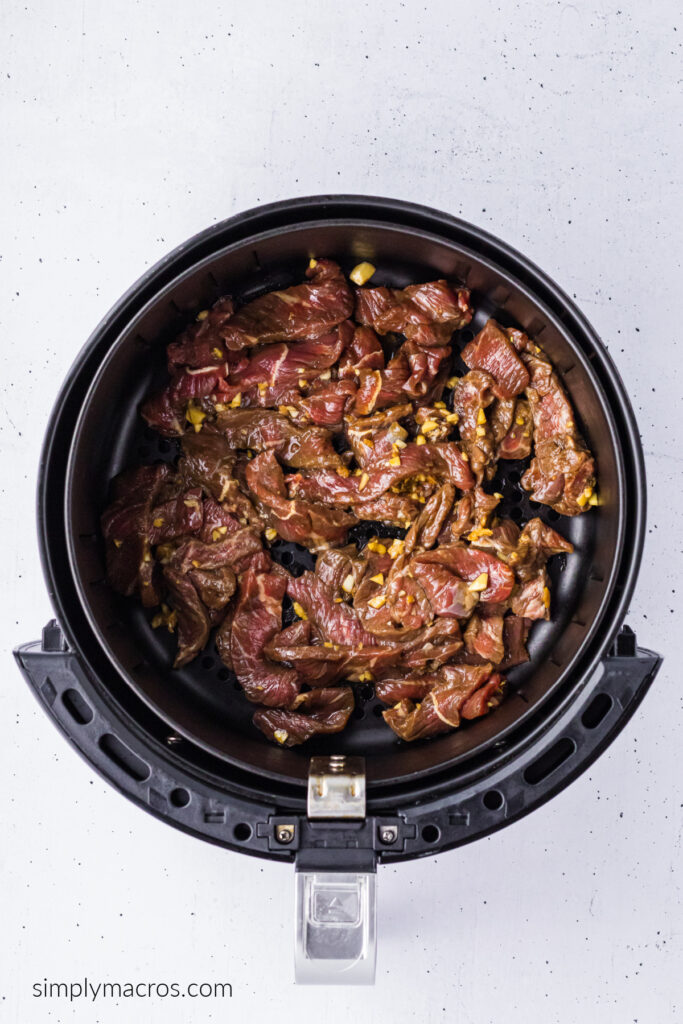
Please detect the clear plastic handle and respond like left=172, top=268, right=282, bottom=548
left=294, top=871, right=377, bottom=984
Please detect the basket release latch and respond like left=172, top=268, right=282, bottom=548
left=306, top=755, right=366, bottom=819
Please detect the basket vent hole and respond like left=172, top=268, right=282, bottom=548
left=217, top=668, right=230, bottom=681
left=581, top=693, right=613, bottom=730
left=372, top=703, right=385, bottom=718
left=352, top=706, right=365, bottom=720
left=421, top=824, right=440, bottom=844
left=62, top=688, right=94, bottom=725
left=523, top=737, right=576, bottom=785
left=510, top=506, right=524, bottom=522
left=201, top=656, right=214, bottom=670
left=483, top=790, right=504, bottom=811
left=233, top=822, right=252, bottom=842
left=98, top=734, right=150, bottom=782
left=170, top=787, right=191, bottom=808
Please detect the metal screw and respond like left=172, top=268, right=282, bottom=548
left=275, top=824, right=295, bottom=844
left=166, top=734, right=183, bottom=746
left=379, top=826, right=398, bottom=845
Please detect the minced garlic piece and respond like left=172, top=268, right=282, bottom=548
left=323, top=641, right=333, bottom=648
left=588, top=491, right=600, bottom=506
left=308, top=258, right=318, bottom=269
left=211, top=347, right=223, bottom=359
left=319, top=369, right=331, bottom=381
left=357, top=670, right=374, bottom=682
left=446, top=412, right=459, bottom=424
left=258, top=382, right=268, bottom=394
left=542, top=586, right=551, bottom=608
left=185, top=400, right=206, bottom=430
left=421, top=420, right=439, bottom=434
left=405, top=594, right=415, bottom=605
left=416, top=435, right=426, bottom=446
left=476, top=425, right=487, bottom=437
left=434, top=401, right=447, bottom=410
left=336, top=466, right=350, bottom=478
left=368, top=594, right=386, bottom=609
left=196, top=310, right=209, bottom=321
left=389, top=455, right=401, bottom=466
left=229, top=392, right=242, bottom=408
left=113, top=539, right=123, bottom=548
left=388, top=538, right=405, bottom=559
left=191, top=560, right=201, bottom=568
left=468, top=572, right=489, bottom=592
left=394, top=438, right=407, bottom=449
left=358, top=472, right=369, bottom=492
left=151, top=604, right=178, bottom=632
left=446, top=376, right=460, bottom=388
left=362, top=437, right=374, bottom=449
left=494, top=492, right=503, bottom=500
left=367, top=540, right=387, bottom=554
left=212, top=526, right=228, bottom=541
left=274, top=729, right=289, bottom=745
left=265, top=527, right=278, bottom=541
left=477, top=408, right=487, bottom=425
left=515, top=416, right=525, bottom=426
left=349, top=261, right=376, bottom=286
left=342, top=574, right=355, bottom=593
left=153, top=517, right=164, bottom=528
left=370, top=573, right=384, bottom=585
left=292, top=601, right=308, bottom=620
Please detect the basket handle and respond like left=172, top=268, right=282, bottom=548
left=294, top=868, right=376, bottom=984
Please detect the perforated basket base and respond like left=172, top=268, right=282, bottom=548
left=106, top=290, right=593, bottom=763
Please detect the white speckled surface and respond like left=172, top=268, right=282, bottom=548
left=2, top=2, right=681, bottom=1021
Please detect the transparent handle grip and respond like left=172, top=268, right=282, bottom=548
left=294, top=871, right=377, bottom=984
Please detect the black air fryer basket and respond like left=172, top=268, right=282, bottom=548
left=15, top=196, right=661, bottom=983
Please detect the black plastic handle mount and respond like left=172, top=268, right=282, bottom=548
left=14, top=622, right=661, bottom=864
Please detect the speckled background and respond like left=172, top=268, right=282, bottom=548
left=2, top=2, right=681, bottom=1022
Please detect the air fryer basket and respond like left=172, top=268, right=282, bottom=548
left=15, top=197, right=661, bottom=983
